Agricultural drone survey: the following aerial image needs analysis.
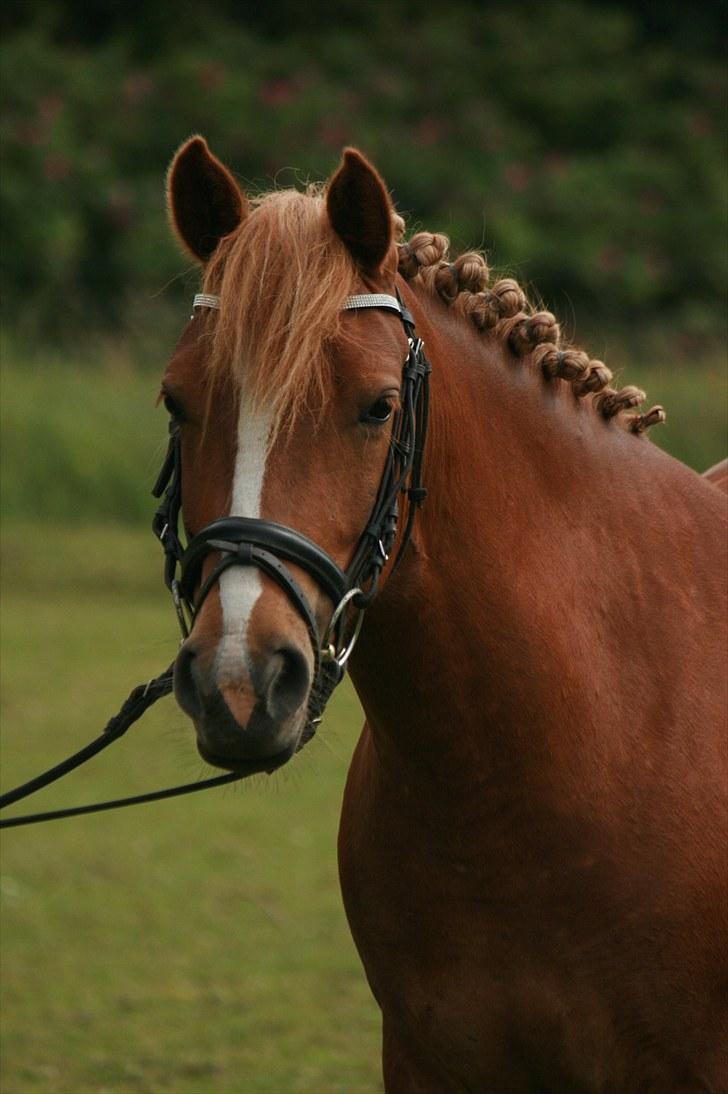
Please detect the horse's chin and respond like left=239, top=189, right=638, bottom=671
left=191, top=698, right=307, bottom=775
left=195, top=736, right=298, bottom=775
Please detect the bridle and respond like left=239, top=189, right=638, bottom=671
left=155, top=288, right=430, bottom=738
left=0, top=288, right=430, bottom=828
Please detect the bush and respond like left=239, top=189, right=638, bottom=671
left=1, top=1, right=725, bottom=342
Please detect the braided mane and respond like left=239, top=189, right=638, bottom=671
left=201, top=185, right=664, bottom=438
left=396, top=227, right=665, bottom=434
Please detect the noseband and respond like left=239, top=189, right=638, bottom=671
left=153, top=289, right=431, bottom=740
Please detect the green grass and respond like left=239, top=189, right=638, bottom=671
left=606, top=358, right=726, bottom=474
left=1, top=344, right=163, bottom=523
left=0, top=525, right=382, bottom=1094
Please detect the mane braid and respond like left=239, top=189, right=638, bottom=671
left=202, top=186, right=360, bottom=441
left=199, top=188, right=664, bottom=438
left=396, top=233, right=665, bottom=434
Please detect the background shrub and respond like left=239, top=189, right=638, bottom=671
left=1, top=0, right=725, bottom=346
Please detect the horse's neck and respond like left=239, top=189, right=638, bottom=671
left=351, top=299, right=592, bottom=779
left=348, top=289, right=720, bottom=800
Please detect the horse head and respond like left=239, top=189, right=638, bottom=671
left=162, top=137, right=418, bottom=772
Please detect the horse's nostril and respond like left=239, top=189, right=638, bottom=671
left=175, top=636, right=310, bottom=732
left=264, top=645, right=311, bottom=721
left=174, top=641, right=204, bottom=719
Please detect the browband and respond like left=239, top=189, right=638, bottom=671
left=192, top=293, right=221, bottom=310
left=341, top=294, right=402, bottom=314
left=193, top=292, right=402, bottom=315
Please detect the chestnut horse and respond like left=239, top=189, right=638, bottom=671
left=162, top=137, right=727, bottom=1092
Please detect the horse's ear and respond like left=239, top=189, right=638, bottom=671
left=326, top=148, right=393, bottom=272
left=167, top=136, right=248, bottom=263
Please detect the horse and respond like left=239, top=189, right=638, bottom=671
left=161, top=136, right=727, bottom=1092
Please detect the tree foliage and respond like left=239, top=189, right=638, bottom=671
left=1, top=0, right=725, bottom=341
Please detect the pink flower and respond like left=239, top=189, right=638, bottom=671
left=123, top=73, right=155, bottom=103
left=258, top=80, right=295, bottom=106
left=414, top=117, right=443, bottom=148
left=596, top=246, right=625, bottom=274
left=503, top=162, right=531, bottom=192
left=319, top=122, right=347, bottom=149
left=198, top=63, right=228, bottom=92
left=38, top=95, right=64, bottom=125
left=43, top=153, right=70, bottom=182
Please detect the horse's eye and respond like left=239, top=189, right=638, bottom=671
left=163, top=393, right=184, bottom=420
left=361, top=397, right=394, bottom=425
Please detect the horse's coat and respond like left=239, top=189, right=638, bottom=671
left=164, top=137, right=727, bottom=1092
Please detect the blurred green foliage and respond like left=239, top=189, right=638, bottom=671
left=1, top=0, right=726, bottom=344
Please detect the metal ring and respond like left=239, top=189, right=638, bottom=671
left=321, top=587, right=365, bottom=668
left=171, top=580, right=190, bottom=640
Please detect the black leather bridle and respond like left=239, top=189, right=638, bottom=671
left=152, top=288, right=431, bottom=740
left=0, top=289, right=430, bottom=827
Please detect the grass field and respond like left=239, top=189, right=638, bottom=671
left=0, top=526, right=382, bottom=1094
left=1, top=338, right=725, bottom=1093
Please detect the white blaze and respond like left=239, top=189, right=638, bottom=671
left=215, top=395, right=273, bottom=680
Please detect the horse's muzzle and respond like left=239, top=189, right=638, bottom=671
left=173, top=637, right=311, bottom=769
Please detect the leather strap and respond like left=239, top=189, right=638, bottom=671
left=182, top=518, right=348, bottom=609
left=194, top=538, right=323, bottom=684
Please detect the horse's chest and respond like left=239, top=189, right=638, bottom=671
left=340, top=829, right=548, bottom=1088
left=339, top=771, right=531, bottom=1081
left=338, top=746, right=724, bottom=1091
